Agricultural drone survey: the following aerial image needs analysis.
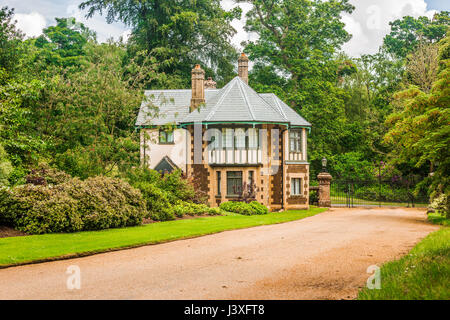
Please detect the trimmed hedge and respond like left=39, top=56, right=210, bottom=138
left=0, top=176, right=146, bottom=234
left=219, top=201, right=268, bottom=215
left=172, top=202, right=222, bottom=218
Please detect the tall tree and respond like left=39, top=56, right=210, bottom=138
left=79, top=0, right=242, bottom=87
left=383, top=11, right=450, bottom=59
left=0, top=7, right=24, bottom=76
left=384, top=35, right=450, bottom=197
left=34, top=42, right=160, bottom=178
left=33, top=17, right=96, bottom=70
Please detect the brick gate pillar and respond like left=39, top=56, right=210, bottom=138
left=317, top=172, right=332, bottom=207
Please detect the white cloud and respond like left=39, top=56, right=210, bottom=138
left=66, top=4, right=128, bottom=43
left=342, top=0, right=437, bottom=57
left=13, top=12, right=46, bottom=38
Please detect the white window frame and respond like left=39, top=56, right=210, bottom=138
left=291, top=178, right=302, bottom=196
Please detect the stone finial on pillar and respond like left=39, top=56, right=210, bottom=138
left=317, top=172, right=332, bottom=207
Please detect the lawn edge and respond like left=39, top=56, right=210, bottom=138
left=0, top=208, right=327, bottom=269
left=356, top=224, right=448, bottom=300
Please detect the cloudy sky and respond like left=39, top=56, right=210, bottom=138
left=5, top=0, right=450, bottom=58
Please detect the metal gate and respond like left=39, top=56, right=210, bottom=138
left=330, top=179, right=428, bottom=208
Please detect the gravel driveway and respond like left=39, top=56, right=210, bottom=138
left=0, top=208, right=439, bottom=300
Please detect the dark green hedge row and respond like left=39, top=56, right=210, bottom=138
left=219, top=201, right=269, bottom=215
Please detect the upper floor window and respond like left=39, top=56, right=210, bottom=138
left=289, top=130, right=302, bottom=153
left=248, top=128, right=259, bottom=149
left=219, top=128, right=260, bottom=150
left=235, top=128, right=246, bottom=149
left=159, top=129, right=174, bottom=144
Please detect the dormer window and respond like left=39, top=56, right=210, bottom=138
left=159, top=129, right=174, bottom=144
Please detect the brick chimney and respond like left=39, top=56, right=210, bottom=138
left=238, top=53, right=249, bottom=84
left=190, top=64, right=205, bottom=112
left=204, top=77, right=217, bottom=89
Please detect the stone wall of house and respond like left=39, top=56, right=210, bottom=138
left=284, top=163, right=310, bottom=210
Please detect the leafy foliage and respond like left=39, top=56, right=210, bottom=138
left=384, top=35, right=450, bottom=199
left=384, top=12, right=450, bottom=59
left=219, top=201, right=268, bottom=215
left=34, top=17, right=96, bottom=70
left=79, top=0, right=242, bottom=87
left=0, top=176, right=146, bottom=234
left=0, top=7, right=24, bottom=75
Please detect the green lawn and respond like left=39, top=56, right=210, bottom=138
left=0, top=207, right=326, bottom=268
left=358, top=216, right=449, bottom=300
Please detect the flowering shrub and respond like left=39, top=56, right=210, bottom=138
left=430, top=193, right=449, bottom=218
left=0, top=176, right=146, bottom=234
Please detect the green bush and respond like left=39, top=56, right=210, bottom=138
left=0, top=144, right=13, bottom=187
left=172, top=202, right=223, bottom=217
left=220, top=201, right=268, bottom=215
left=249, top=201, right=269, bottom=215
left=26, top=163, right=72, bottom=186
left=127, top=168, right=214, bottom=221
left=133, top=181, right=175, bottom=221
left=126, top=167, right=206, bottom=205
left=0, top=176, right=146, bottom=234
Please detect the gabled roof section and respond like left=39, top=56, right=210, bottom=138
left=259, top=93, right=311, bottom=127
left=181, top=77, right=288, bottom=124
left=154, top=156, right=179, bottom=173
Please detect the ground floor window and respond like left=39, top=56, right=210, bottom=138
left=227, top=171, right=242, bottom=196
left=291, top=178, right=302, bottom=196
left=217, top=171, right=221, bottom=196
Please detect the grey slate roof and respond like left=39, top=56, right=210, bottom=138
left=135, top=76, right=311, bottom=127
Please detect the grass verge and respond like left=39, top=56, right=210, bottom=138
left=358, top=223, right=449, bottom=300
left=0, top=207, right=326, bottom=268
left=427, top=212, right=450, bottom=226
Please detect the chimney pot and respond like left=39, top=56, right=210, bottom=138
left=205, top=77, right=217, bottom=89
left=238, top=53, right=249, bottom=84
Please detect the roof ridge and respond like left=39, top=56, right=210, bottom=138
left=271, top=94, right=288, bottom=120
left=237, top=78, right=256, bottom=120
left=236, top=77, right=288, bottom=121
left=205, top=78, right=237, bottom=121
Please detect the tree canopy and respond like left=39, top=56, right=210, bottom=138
left=383, top=11, right=450, bottom=59
left=79, top=0, right=242, bottom=87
